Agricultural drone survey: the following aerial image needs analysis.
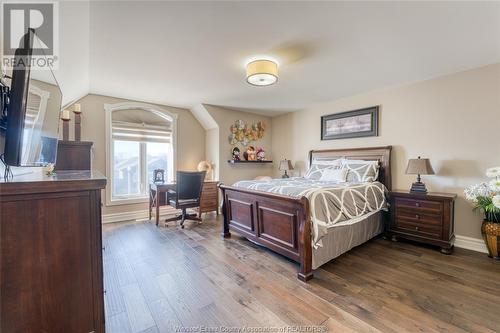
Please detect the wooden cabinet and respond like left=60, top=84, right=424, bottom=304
left=198, top=181, right=219, bottom=216
left=389, top=191, right=456, bottom=254
left=0, top=171, right=106, bottom=333
left=55, top=140, right=93, bottom=171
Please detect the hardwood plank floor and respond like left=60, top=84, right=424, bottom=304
left=103, top=214, right=500, bottom=333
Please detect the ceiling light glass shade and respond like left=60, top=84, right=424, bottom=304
left=246, top=59, right=278, bottom=86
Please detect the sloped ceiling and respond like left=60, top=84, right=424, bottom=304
left=55, top=1, right=90, bottom=107
left=61, top=1, right=500, bottom=114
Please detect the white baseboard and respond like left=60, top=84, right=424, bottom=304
left=102, top=207, right=179, bottom=224
left=454, top=235, right=488, bottom=254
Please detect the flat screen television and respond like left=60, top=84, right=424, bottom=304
left=2, top=28, right=63, bottom=167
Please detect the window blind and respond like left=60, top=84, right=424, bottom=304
left=24, top=92, right=42, bottom=126
left=112, top=120, right=172, bottom=143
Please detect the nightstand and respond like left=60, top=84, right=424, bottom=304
left=388, top=190, right=456, bottom=254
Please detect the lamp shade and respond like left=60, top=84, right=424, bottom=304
left=405, top=157, right=435, bottom=175
left=246, top=59, right=278, bottom=86
left=197, top=160, right=212, bottom=172
left=279, top=159, right=293, bottom=171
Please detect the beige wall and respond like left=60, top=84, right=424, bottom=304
left=271, top=63, right=500, bottom=239
left=73, top=94, right=205, bottom=215
left=204, top=105, right=274, bottom=186
left=205, top=127, right=220, bottom=180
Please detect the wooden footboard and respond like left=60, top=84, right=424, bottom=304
left=219, top=184, right=313, bottom=281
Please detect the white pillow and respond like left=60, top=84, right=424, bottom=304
left=342, top=159, right=380, bottom=182
left=319, top=168, right=348, bottom=182
left=304, top=159, right=342, bottom=180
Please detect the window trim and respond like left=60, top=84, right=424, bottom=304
left=104, top=102, right=178, bottom=206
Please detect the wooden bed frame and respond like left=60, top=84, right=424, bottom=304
left=219, top=146, right=392, bottom=281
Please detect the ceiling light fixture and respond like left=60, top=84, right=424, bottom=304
left=246, top=59, right=278, bottom=86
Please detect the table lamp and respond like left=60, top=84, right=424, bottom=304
left=197, top=160, right=213, bottom=180
left=405, top=156, right=435, bottom=193
left=279, top=159, right=293, bottom=178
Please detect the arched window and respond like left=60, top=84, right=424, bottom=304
left=105, top=102, right=177, bottom=205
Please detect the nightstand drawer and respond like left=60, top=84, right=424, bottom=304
left=395, top=210, right=442, bottom=227
left=394, top=198, right=442, bottom=213
left=201, top=194, right=218, bottom=204
left=394, top=218, right=442, bottom=238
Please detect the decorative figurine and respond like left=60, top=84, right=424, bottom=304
left=153, top=169, right=165, bottom=183
left=256, top=147, right=266, bottom=161
left=244, top=146, right=256, bottom=161
left=232, top=147, right=241, bottom=161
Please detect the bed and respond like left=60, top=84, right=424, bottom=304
left=219, top=146, right=392, bottom=281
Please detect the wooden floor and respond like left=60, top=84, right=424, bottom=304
left=102, top=214, right=500, bottom=333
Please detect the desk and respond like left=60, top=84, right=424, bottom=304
left=149, top=181, right=219, bottom=226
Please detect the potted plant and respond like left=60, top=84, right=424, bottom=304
left=464, top=167, right=500, bottom=259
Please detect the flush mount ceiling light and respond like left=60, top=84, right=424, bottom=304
left=246, top=59, right=278, bottom=86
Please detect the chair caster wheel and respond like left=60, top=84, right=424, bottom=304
left=181, top=225, right=185, bottom=229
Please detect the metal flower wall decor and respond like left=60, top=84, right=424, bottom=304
left=228, top=120, right=266, bottom=145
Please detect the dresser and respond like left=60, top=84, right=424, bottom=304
left=0, top=171, right=106, bottom=333
left=389, top=190, right=456, bottom=254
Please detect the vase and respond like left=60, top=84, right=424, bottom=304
left=481, top=220, right=500, bottom=260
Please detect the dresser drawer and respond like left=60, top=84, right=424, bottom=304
left=394, top=198, right=442, bottom=214
left=394, top=218, right=442, bottom=239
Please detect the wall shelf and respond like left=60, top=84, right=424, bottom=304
left=227, top=160, right=273, bottom=164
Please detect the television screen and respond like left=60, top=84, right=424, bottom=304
left=3, top=29, right=63, bottom=167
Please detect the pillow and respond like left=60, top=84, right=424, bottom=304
left=342, top=159, right=380, bottom=182
left=304, top=158, right=342, bottom=180
left=319, top=168, right=348, bottom=182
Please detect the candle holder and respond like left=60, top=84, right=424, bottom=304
left=62, top=118, right=70, bottom=141
left=73, top=105, right=82, bottom=141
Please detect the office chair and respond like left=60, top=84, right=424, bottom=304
left=165, top=171, right=205, bottom=229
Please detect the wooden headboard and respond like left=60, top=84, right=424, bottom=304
left=309, top=146, right=393, bottom=190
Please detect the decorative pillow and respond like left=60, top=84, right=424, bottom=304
left=318, top=168, right=348, bottom=183
left=342, top=159, right=380, bottom=182
left=304, top=158, right=342, bottom=180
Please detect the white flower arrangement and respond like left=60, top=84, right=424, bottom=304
left=486, top=166, right=500, bottom=178
left=44, top=163, right=55, bottom=176
left=464, top=166, right=500, bottom=221
left=493, top=195, right=500, bottom=209
left=490, top=178, right=500, bottom=192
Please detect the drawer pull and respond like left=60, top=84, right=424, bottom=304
left=415, top=214, right=420, bottom=219
left=415, top=226, right=419, bottom=231
left=415, top=202, right=420, bottom=207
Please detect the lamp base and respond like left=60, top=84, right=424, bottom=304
left=410, top=182, right=428, bottom=194
left=281, top=171, right=290, bottom=179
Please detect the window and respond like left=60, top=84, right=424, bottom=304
left=21, top=85, right=50, bottom=164
left=106, top=103, right=176, bottom=205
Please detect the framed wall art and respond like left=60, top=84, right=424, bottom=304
left=321, top=106, right=379, bottom=140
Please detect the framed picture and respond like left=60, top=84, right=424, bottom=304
left=321, top=106, right=379, bottom=140
left=153, top=169, right=165, bottom=183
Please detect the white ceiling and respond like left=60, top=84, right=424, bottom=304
left=72, top=1, right=500, bottom=114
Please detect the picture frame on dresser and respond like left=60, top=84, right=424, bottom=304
left=388, top=190, right=457, bottom=254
